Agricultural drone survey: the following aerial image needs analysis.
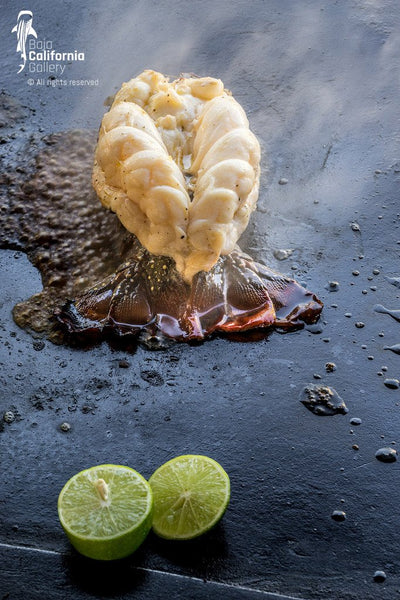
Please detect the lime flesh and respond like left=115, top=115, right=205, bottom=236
left=149, top=455, right=230, bottom=540
left=58, top=464, right=153, bottom=560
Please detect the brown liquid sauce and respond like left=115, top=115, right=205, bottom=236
left=0, top=129, right=131, bottom=343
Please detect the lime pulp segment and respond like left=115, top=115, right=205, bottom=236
left=58, top=464, right=153, bottom=560
left=149, top=454, right=230, bottom=540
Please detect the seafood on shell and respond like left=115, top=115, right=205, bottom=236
left=59, top=70, right=322, bottom=342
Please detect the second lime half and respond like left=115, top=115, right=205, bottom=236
left=149, top=454, right=230, bottom=540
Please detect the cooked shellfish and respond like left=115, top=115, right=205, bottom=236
left=92, top=70, right=260, bottom=282
left=59, top=70, right=322, bottom=341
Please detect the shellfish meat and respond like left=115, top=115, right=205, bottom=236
left=59, top=70, right=322, bottom=341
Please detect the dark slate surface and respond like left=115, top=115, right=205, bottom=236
left=1, top=1, right=400, bottom=599
left=0, top=544, right=299, bottom=600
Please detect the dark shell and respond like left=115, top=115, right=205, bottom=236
left=57, top=238, right=323, bottom=342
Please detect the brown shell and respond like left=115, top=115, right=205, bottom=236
left=57, top=238, right=323, bottom=342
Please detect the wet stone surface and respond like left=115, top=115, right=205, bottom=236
left=1, top=1, right=400, bottom=600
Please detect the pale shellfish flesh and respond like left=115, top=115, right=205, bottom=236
left=58, top=70, right=322, bottom=341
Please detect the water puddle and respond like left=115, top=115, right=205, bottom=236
left=384, top=344, right=400, bottom=355
left=374, top=304, right=400, bottom=323
left=0, top=129, right=127, bottom=343
left=299, top=384, right=348, bottom=416
left=385, top=275, right=400, bottom=289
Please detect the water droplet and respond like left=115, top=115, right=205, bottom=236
left=375, top=447, right=397, bottom=463
left=373, top=268, right=380, bottom=275
left=273, top=248, right=294, bottom=261
left=140, top=369, right=164, bottom=386
left=326, top=281, right=339, bottom=292
left=351, top=222, right=360, bottom=232
left=350, top=417, right=362, bottom=426
left=373, top=571, right=387, bottom=583
left=331, top=510, right=346, bottom=522
left=300, top=384, right=348, bottom=416
left=384, top=378, right=399, bottom=389
left=305, top=322, right=324, bottom=334
left=355, top=322, right=365, bottom=328
left=3, top=411, right=15, bottom=424
left=32, top=339, right=45, bottom=351
left=352, top=444, right=359, bottom=451
left=278, top=178, right=288, bottom=185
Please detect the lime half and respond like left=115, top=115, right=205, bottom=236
left=58, top=464, right=153, bottom=560
left=149, top=455, right=230, bottom=540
